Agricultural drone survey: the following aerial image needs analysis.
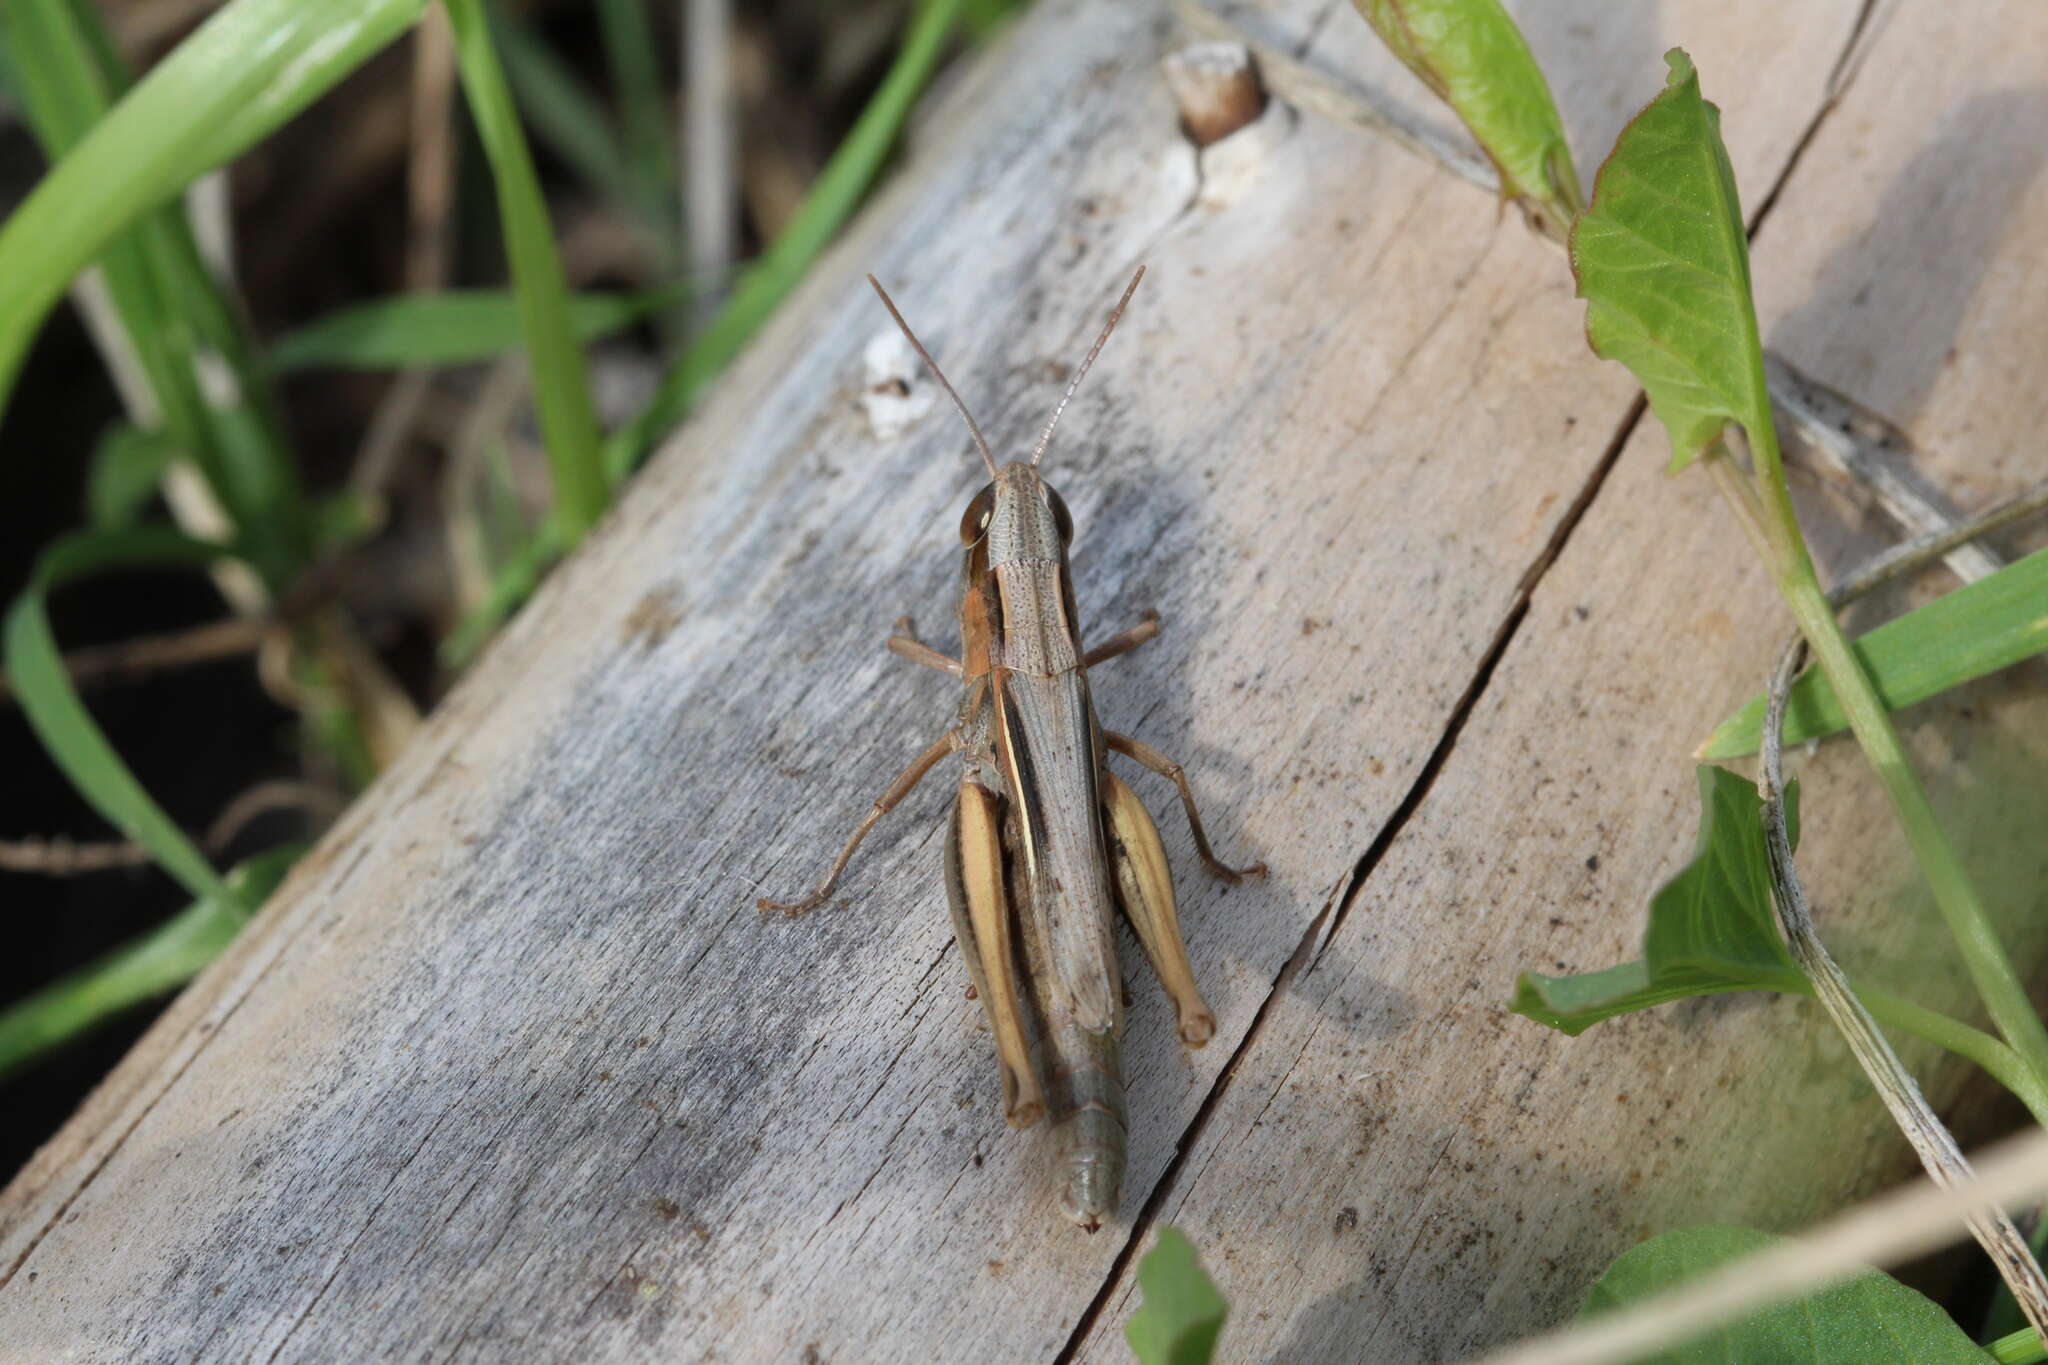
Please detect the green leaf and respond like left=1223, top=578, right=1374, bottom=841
left=606, top=0, right=968, bottom=478
left=1569, top=49, right=1768, bottom=471
left=0, top=0, right=429, bottom=419
left=1513, top=766, right=1806, bottom=1035
left=4, top=527, right=243, bottom=907
left=1701, top=546, right=2048, bottom=757
left=440, top=515, right=566, bottom=668
left=0, top=845, right=300, bottom=1081
left=595, top=0, right=676, bottom=252
left=1351, top=0, right=1580, bottom=235
left=445, top=0, right=609, bottom=542
left=1124, top=1227, right=1227, bottom=1365
left=4, top=0, right=310, bottom=583
left=487, top=1, right=644, bottom=223
left=1580, top=1225, right=1988, bottom=1363
left=85, top=422, right=176, bottom=527
left=267, top=287, right=677, bottom=372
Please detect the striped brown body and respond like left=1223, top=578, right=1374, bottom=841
left=955, top=462, right=1127, bottom=1226
left=763, top=269, right=1260, bottom=1231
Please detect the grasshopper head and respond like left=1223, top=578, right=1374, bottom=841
left=963, top=463, right=1073, bottom=564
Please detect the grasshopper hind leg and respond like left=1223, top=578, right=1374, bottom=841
left=944, top=782, right=1045, bottom=1128
left=1103, top=770, right=1217, bottom=1047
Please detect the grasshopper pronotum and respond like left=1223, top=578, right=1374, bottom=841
left=760, top=268, right=1263, bottom=1230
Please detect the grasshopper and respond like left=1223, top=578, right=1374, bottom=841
left=759, top=267, right=1262, bottom=1230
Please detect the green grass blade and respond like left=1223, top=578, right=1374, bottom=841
left=605, top=0, right=966, bottom=478
left=1990, top=1327, right=2048, bottom=1365
left=1701, top=546, right=2048, bottom=758
left=0, top=845, right=300, bottom=1082
left=1124, top=1227, right=1228, bottom=1365
left=1569, top=49, right=1768, bottom=470
left=595, top=0, right=676, bottom=247
left=86, top=422, right=176, bottom=527
left=268, top=285, right=682, bottom=372
left=1351, top=0, right=1580, bottom=235
left=3, top=0, right=310, bottom=581
left=486, top=1, right=643, bottom=218
left=441, top=514, right=566, bottom=667
left=5, top=528, right=242, bottom=906
left=0, top=0, right=429, bottom=418
left=446, top=0, right=609, bottom=541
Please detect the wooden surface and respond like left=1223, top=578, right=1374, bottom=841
left=5, top=1, right=2046, bottom=1359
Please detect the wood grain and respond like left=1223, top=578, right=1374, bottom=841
left=5, top=0, right=2042, bottom=1359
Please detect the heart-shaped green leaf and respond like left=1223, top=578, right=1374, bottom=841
left=1513, top=766, right=1805, bottom=1035
left=1580, top=1224, right=1989, bottom=1363
left=1570, top=49, right=1769, bottom=470
left=1125, top=1227, right=1228, bottom=1365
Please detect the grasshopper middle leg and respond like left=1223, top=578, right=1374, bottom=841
left=888, top=612, right=1161, bottom=675
left=757, top=729, right=956, bottom=916
left=1104, top=730, right=1266, bottom=883
left=1083, top=610, right=1160, bottom=668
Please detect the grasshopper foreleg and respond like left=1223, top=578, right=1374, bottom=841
left=1104, top=730, right=1266, bottom=884
left=757, top=729, right=956, bottom=916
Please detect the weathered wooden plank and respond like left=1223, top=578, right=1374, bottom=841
left=5, top=0, right=2026, bottom=1360
left=1068, top=2, right=2048, bottom=1358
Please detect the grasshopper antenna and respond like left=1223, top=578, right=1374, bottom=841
left=867, top=275, right=999, bottom=479
left=1031, top=265, right=1145, bottom=468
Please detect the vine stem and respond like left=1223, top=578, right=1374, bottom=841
left=1743, top=453, right=2048, bottom=1096
left=1857, top=987, right=2048, bottom=1130
left=1759, top=629, right=2048, bottom=1338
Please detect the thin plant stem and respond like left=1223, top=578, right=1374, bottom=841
left=1752, top=458, right=2048, bottom=1098
left=1856, top=986, right=2048, bottom=1129
left=1760, top=631, right=2048, bottom=1337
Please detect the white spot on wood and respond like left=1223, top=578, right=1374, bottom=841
left=859, top=328, right=937, bottom=441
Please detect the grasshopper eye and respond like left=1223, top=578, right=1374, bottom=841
left=959, top=483, right=995, bottom=543
left=1045, top=484, right=1074, bottom=544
